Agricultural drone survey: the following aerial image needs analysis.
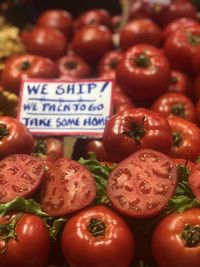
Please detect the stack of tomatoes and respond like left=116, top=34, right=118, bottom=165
left=1, top=0, right=200, bottom=266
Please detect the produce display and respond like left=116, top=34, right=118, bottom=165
left=1, top=0, right=200, bottom=267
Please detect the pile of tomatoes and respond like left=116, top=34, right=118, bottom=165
left=2, top=0, right=200, bottom=266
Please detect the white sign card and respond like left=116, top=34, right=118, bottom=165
left=17, top=79, right=114, bottom=137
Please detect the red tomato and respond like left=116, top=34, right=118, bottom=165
left=56, top=54, right=92, bottom=79
left=33, top=137, right=64, bottom=161
left=172, top=157, right=195, bottom=173
left=116, top=44, right=170, bottom=104
left=168, top=69, right=194, bottom=98
left=192, top=46, right=200, bottom=75
left=0, top=154, right=45, bottom=203
left=194, top=76, right=200, bottom=100
left=40, top=157, right=96, bottom=216
left=164, top=25, right=200, bottom=74
left=21, top=26, right=68, bottom=60
left=61, top=205, right=135, bottom=267
left=163, top=17, right=199, bottom=41
left=0, top=213, right=51, bottom=267
left=119, top=18, right=163, bottom=51
left=0, top=116, right=35, bottom=159
left=152, top=208, right=200, bottom=267
left=168, top=116, right=200, bottom=161
left=196, top=99, right=200, bottom=126
left=103, top=107, right=173, bottom=163
left=36, top=9, right=74, bottom=39
left=156, top=0, right=198, bottom=27
left=75, top=8, right=112, bottom=30
left=111, top=15, right=121, bottom=32
left=113, top=91, right=135, bottom=113
left=1, top=54, right=59, bottom=94
left=107, top=149, right=178, bottom=218
left=151, top=92, right=196, bottom=122
left=72, top=25, right=114, bottom=65
left=97, top=50, right=123, bottom=76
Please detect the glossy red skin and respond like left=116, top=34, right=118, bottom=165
left=163, top=17, right=199, bottom=41
left=164, top=26, right=200, bottom=74
left=0, top=213, right=51, bottom=267
left=61, top=205, right=135, bottom=267
left=56, top=54, right=92, bottom=79
left=155, top=0, right=198, bottom=28
left=40, top=157, right=96, bottom=216
left=168, top=116, right=200, bottom=161
left=152, top=208, right=200, bottom=267
left=107, top=149, right=178, bottom=218
left=21, top=26, right=68, bottom=60
left=168, top=70, right=194, bottom=98
left=116, top=44, right=170, bottom=104
left=97, top=50, right=123, bottom=75
left=103, top=108, right=173, bottom=163
left=113, top=91, right=135, bottom=113
left=151, top=92, right=196, bottom=123
left=1, top=54, right=59, bottom=94
left=75, top=9, right=112, bottom=30
left=0, top=154, right=45, bottom=203
left=119, top=18, right=163, bottom=51
left=36, top=9, right=74, bottom=39
left=72, top=25, right=114, bottom=65
left=0, top=116, right=35, bottom=160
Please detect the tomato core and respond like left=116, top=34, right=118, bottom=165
left=87, top=217, right=106, bottom=237
left=109, top=58, right=119, bottom=69
left=181, top=224, right=200, bottom=247
left=134, top=53, right=151, bottom=68
left=171, top=104, right=185, bottom=118
left=0, top=124, right=9, bottom=140
left=172, top=131, right=183, bottom=147
left=122, top=117, right=146, bottom=144
left=20, top=60, right=31, bottom=71
left=170, top=76, right=178, bottom=84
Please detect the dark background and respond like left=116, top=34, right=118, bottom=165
left=3, top=0, right=122, bottom=28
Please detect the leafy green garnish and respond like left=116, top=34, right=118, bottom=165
left=79, top=152, right=117, bottom=205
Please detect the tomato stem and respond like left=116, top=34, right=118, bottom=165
left=134, top=53, right=151, bottom=68
left=172, top=131, right=183, bottom=147
left=20, top=60, right=31, bottom=71
left=181, top=224, right=200, bottom=247
left=0, top=213, right=22, bottom=254
left=64, top=61, right=78, bottom=70
left=0, top=124, right=9, bottom=140
left=87, top=217, right=106, bottom=237
left=170, top=76, right=178, bottom=84
left=33, top=138, right=47, bottom=155
left=122, top=116, right=146, bottom=144
left=186, top=31, right=200, bottom=46
left=171, top=104, right=185, bottom=118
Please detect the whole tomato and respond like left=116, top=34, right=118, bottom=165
left=152, top=208, right=200, bottom=267
left=21, top=26, right=68, bottom=60
left=151, top=92, right=196, bottom=122
left=72, top=25, right=114, bottom=65
left=116, top=44, right=170, bottom=104
left=57, top=54, right=92, bottom=79
left=119, top=18, right=163, bottom=51
left=61, top=205, right=135, bottom=267
left=36, top=9, right=74, bottom=39
left=103, top=107, right=173, bottom=163
left=164, top=25, right=200, bottom=74
left=33, top=137, right=64, bottom=161
left=75, top=8, right=112, bottom=30
left=1, top=54, right=59, bottom=94
left=168, top=69, right=194, bottom=98
left=0, top=213, right=51, bottom=267
left=168, top=116, right=200, bottom=161
left=0, top=116, right=35, bottom=159
left=163, top=17, right=199, bottom=41
left=97, top=50, right=123, bottom=76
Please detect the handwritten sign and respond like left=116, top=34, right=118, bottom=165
left=17, top=79, right=114, bottom=137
